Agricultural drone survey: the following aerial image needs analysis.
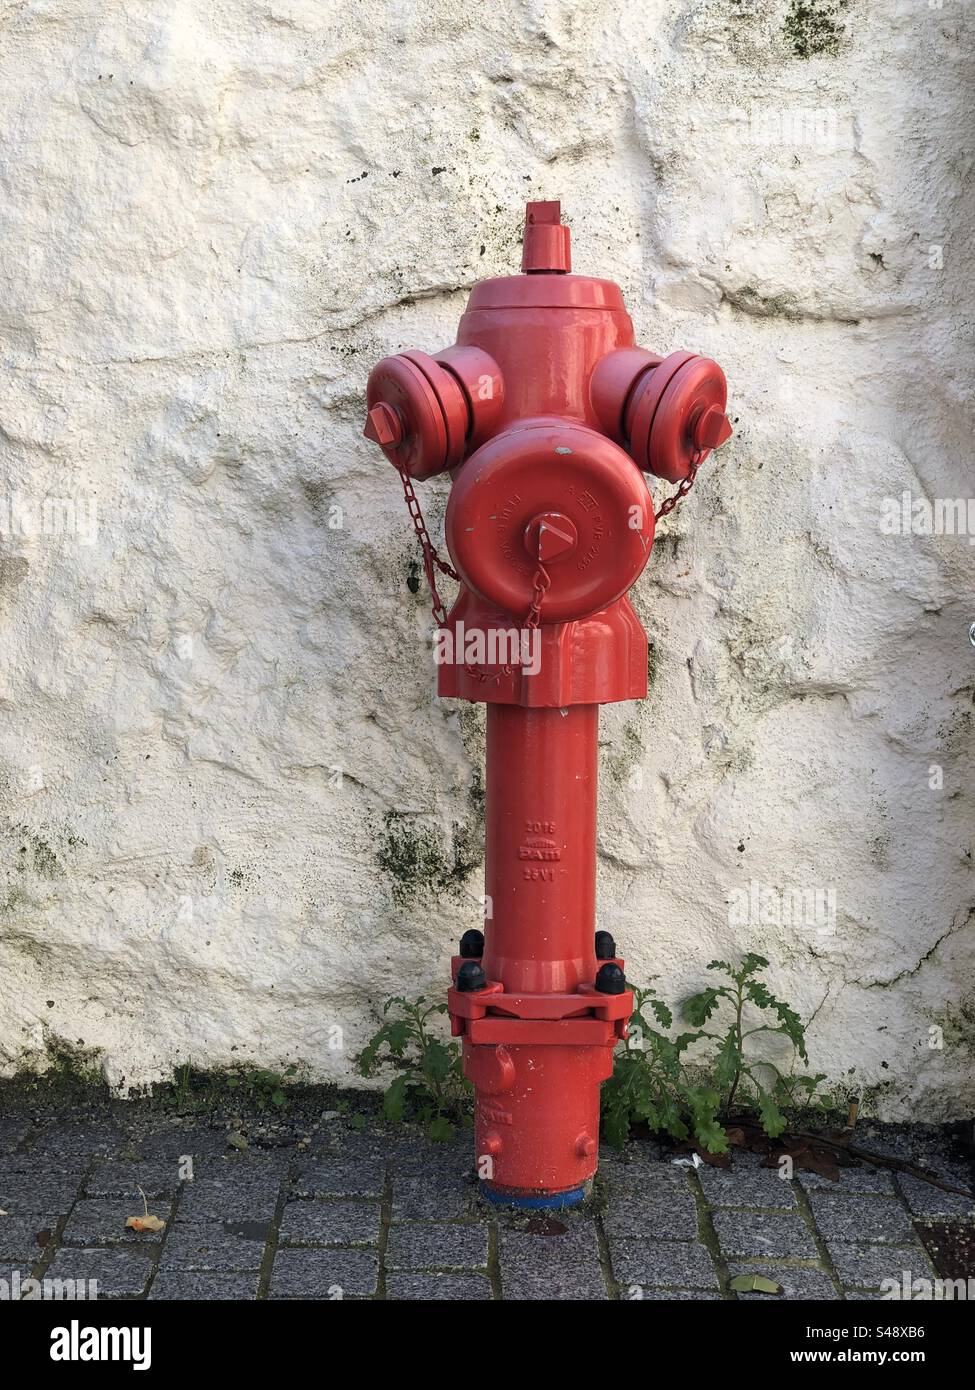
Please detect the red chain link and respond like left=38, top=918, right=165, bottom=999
left=395, top=463, right=459, bottom=628
left=524, top=561, right=551, bottom=629
left=653, top=451, right=704, bottom=523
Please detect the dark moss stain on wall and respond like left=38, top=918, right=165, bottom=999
left=723, top=285, right=804, bottom=321
left=12, top=827, right=63, bottom=878
left=448, top=814, right=483, bottom=886
left=0, top=1034, right=108, bottom=1099
left=376, top=808, right=483, bottom=907
left=784, top=0, right=850, bottom=59
left=607, top=722, right=644, bottom=788
left=937, top=994, right=975, bottom=1057
left=467, top=765, right=485, bottom=818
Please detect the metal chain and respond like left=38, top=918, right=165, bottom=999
left=395, top=463, right=458, bottom=628
left=524, top=561, right=551, bottom=629
left=653, top=450, right=704, bottom=523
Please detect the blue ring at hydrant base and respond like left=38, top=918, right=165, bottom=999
left=481, top=1184, right=587, bottom=1209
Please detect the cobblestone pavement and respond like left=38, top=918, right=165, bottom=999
left=1, top=1109, right=972, bottom=1300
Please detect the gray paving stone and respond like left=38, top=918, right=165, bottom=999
left=624, top=1288, right=723, bottom=1301
left=856, top=1128, right=929, bottom=1162
left=391, top=1172, right=472, bottom=1220
left=728, top=1260, right=838, bottom=1300
left=330, top=1126, right=430, bottom=1166
left=799, top=1165, right=896, bottom=1197
left=292, top=1158, right=385, bottom=1199
left=712, top=1209, right=817, bottom=1259
left=176, top=1172, right=281, bottom=1221
left=0, top=1170, right=83, bottom=1217
left=602, top=1160, right=691, bottom=1199
left=805, top=1192, right=915, bottom=1245
left=386, top=1272, right=492, bottom=1300
left=897, top=1175, right=975, bottom=1220
left=44, top=1247, right=155, bottom=1298
left=149, top=1271, right=260, bottom=1300
left=29, top=1123, right=127, bottom=1160
left=853, top=1130, right=914, bottom=1160
left=697, top=1165, right=797, bottom=1209
left=386, top=1221, right=488, bottom=1271
left=160, top=1221, right=269, bottom=1271
left=599, top=1140, right=667, bottom=1165
left=134, top=1125, right=230, bottom=1162
left=504, top=1266, right=608, bottom=1300
left=611, top=1238, right=718, bottom=1290
left=84, top=1162, right=178, bottom=1200
left=62, top=1198, right=172, bottom=1246
left=829, top=1242, right=931, bottom=1291
left=0, top=1216, right=53, bottom=1262
left=279, top=1199, right=380, bottom=1247
left=704, top=1147, right=772, bottom=1170
left=602, top=1193, right=698, bottom=1241
left=908, top=1139, right=971, bottom=1171
left=498, top=1219, right=600, bottom=1268
left=0, top=1265, right=43, bottom=1296
left=270, top=1248, right=378, bottom=1298
left=388, top=1151, right=471, bottom=1185
left=0, top=1118, right=30, bottom=1153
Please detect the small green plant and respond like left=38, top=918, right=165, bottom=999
left=601, top=980, right=729, bottom=1152
left=357, top=995, right=472, bottom=1141
left=160, top=1063, right=298, bottom=1112
left=602, top=954, right=825, bottom=1153
left=172, top=1062, right=193, bottom=1109
left=334, top=1098, right=368, bottom=1129
left=225, top=1064, right=298, bottom=1110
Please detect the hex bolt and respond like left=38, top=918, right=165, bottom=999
left=456, top=960, right=488, bottom=992
left=459, top=928, right=485, bottom=959
left=363, top=401, right=404, bottom=448
left=693, top=403, right=733, bottom=452
left=594, top=930, right=617, bottom=960
left=594, top=962, right=626, bottom=995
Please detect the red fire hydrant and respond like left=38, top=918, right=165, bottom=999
left=364, top=201, right=732, bottom=1206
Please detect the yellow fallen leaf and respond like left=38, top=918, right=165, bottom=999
left=729, top=1273, right=783, bottom=1295
left=125, top=1214, right=166, bottom=1233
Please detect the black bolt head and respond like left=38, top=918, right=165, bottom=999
left=595, top=962, right=626, bottom=995
left=456, top=960, right=487, bottom=993
left=594, top=930, right=617, bottom=960
left=459, top=929, right=485, bottom=959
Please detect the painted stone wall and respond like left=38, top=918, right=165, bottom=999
left=1, top=0, right=972, bottom=1117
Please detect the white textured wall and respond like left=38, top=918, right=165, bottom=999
left=1, top=0, right=972, bottom=1117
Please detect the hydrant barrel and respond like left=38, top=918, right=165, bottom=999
left=484, top=703, right=598, bottom=994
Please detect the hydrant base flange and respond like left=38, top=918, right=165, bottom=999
left=480, top=1182, right=590, bottom=1210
